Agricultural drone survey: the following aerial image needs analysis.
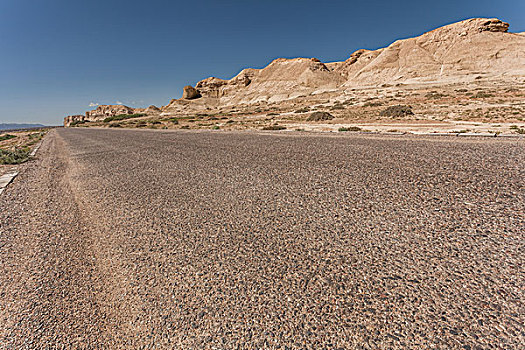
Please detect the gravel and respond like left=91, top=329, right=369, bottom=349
left=0, top=128, right=523, bottom=348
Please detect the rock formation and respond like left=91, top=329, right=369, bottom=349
left=66, top=18, right=525, bottom=125
left=161, top=18, right=524, bottom=113
left=85, top=105, right=135, bottom=119
left=63, top=115, right=86, bottom=127
left=64, top=105, right=136, bottom=126
left=182, top=86, right=201, bottom=99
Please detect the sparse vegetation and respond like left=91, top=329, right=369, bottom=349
left=338, top=126, right=361, bottom=132
left=379, top=105, right=414, bottom=118
left=510, top=125, right=525, bottom=134
left=471, top=92, right=494, bottom=99
left=262, top=125, right=286, bottom=130
left=363, top=101, right=382, bottom=107
left=103, top=113, right=146, bottom=123
left=0, top=134, right=16, bottom=142
left=295, top=107, right=310, bottom=113
left=70, top=120, right=86, bottom=126
left=212, top=125, right=220, bottom=130
left=307, top=111, right=334, bottom=121
left=0, top=147, right=31, bottom=164
left=425, top=91, right=448, bottom=99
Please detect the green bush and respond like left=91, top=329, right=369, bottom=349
left=295, top=107, right=310, bottom=114
left=70, top=120, right=86, bottom=126
left=379, top=105, right=414, bottom=118
left=338, top=126, right=361, bottom=132
left=0, top=134, right=16, bottom=142
left=0, top=148, right=30, bottom=164
left=165, top=118, right=179, bottom=124
left=307, top=111, right=334, bottom=121
left=262, top=125, right=286, bottom=130
left=103, top=113, right=145, bottom=123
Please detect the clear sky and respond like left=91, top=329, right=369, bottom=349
left=1, top=0, right=524, bottom=125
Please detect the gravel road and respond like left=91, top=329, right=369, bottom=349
left=0, top=128, right=523, bottom=349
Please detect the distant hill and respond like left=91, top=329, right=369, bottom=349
left=0, top=123, right=46, bottom=131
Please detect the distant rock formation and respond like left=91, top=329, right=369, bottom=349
left=86, top=105, right=135, bottom=119
left=64, top=105, right=135, bottom=126
left=63, top=115, right=85, bottom=127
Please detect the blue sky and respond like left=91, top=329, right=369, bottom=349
left=1, top=0, right=524, bottom=125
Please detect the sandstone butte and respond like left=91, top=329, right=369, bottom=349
left=64, top=18, right=525, bottom=126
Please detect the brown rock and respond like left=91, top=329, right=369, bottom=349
left=182, top=86, right=201, bottom=99
left=63, top=115, right=85, bottom=127
left=478, top=19, right=509, bottom=33
left=145, top=105, right=161, bottom=113
left=86, top=105, right=135, bottom=119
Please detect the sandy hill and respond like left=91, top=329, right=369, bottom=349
left=162, top=18, right=524, bottom=112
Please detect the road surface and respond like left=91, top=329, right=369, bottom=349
left=1, top=128, right=523, bottom=348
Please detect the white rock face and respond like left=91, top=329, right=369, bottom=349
left=162, top=18, right=524, bottom=113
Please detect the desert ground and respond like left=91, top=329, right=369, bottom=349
left=0, top=128, right=523, bottom=348
left=0, top=129, right=46, bottom=175
left=66, top=80, right=525, bottom=136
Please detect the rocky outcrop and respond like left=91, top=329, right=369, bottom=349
left=145, top=105, right=161, bottom=113
left=182, top=86, right=201, bottom=99
left=195, top=78, right=228, bottom=98
left=64, top=115, right=85, bottom=127
left=64, top=105, right=137, bottom=126
left=337, top=18, right=523, bottom=87
left=85, top=105, right=135, bottom=119
left=478, top=19, right=509, bottom=32
left=163, top=17, right=524, bottom=111
left=67, top=18, right=525, bottom=120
